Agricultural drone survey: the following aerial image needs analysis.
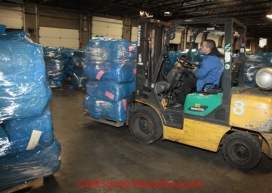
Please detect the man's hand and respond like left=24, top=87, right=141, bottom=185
left=188, top=67, right=197, bottom=73
left=194, top=61, right=199, bottom=65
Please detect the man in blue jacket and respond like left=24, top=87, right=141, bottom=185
left=174, top=39, right=224, bottom=107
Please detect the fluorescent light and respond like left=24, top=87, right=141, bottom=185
left=164, top=11, right=172, bottom=16
left=266, top=14, right=272, bottom=19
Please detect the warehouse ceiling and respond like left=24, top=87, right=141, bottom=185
left=19, top=0, right=272, bottom=38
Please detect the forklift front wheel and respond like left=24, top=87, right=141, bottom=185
left=128, top=106, right=163, bottom=144
left=222, top=132, right=262, bottom=170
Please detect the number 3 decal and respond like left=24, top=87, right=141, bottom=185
left=233, top=100, right=245, bottom=115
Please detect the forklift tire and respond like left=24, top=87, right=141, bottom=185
left=222, top=132, right=262, bottom=170
left=128, top=106, right=163, bottom=144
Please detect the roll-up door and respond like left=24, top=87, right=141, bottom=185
left=0, top=5, right=23, bottom=29
left=39, top=27, right=79, bottom=49
left=92, top=16, right=122, bottom=39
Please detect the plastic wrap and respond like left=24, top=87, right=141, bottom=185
left=47, top=80, right=63, bottom=88
left=84, top=59, right=136, bottom=83
left=0, top=82, right=52, bottom=121
left=0, top=31, right=32, bottom=43
left=70, top=49, right=86, bottom=90
left=86, top=81, right=135, bottom=102
left=0, top=125, right=13, bottom=157
left=43, top=46, right=62, bottom=60
left=3, top=107, right=54, bottom=154
left=0, top=140, right=61, bottom=191
left=45, top=58, right=64, bottom=73
left=0, top=38, right=51, bottom=121
left=85, top=37, right=136, bottom=61
left=47, top=71, right=64, bottom=81
left=245, top=66, right=263, bottom=87
left=43, top=46, right=65, bottom=88
left=0, top=41, right=46, bottom=83
left=84, top=95, right=127, bottom=122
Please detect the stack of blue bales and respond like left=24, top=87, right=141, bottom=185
left=61, top=47, right=74, bottom=79
left=70, top=49, right=86, bottom=90
left=0, top=30, right=61, bottom=191
left=245, top=52, right=272, bottom=87
left=83, top=37, right=136, bottom=122
left=43, top=46, right=64, bottom=88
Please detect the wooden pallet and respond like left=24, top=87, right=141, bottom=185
left=0, top=178, right=43, bottom=193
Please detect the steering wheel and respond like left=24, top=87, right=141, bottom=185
left=177, top=57, right=195, bottom=69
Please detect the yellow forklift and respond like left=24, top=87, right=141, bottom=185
left=128, top=18, right=272, bottom=170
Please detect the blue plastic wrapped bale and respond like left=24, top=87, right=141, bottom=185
left=84, top=95, right=128, bottom=122
left=61, top=48, right=74, bottom=78
left=47, top=71, right=64, bottom=81
left=47, top=80, right=63, bottom=88
left=245, top=66, right=263, bottom=87
left=84, top=59, right=136, bottom=83
left=3, top=106, right=54, bottom=154
left=0, top=140, right=61, bottom=191
left=85, top=37, right=136, bottom=61
left=0, top=41, right=46, bottom=83
left=0, top=31, right=32, bottom=43
left=45, top=58, right=64, bottom=73
left=0, top=125, right=13, bottom=157
left=86, top=81, right=135, bottom=102
left=43, top=46, right=62, bottom=60
left=70, top=65, right=86, bottom=90
left=71, top=74, right=86, bottom=90
left=0, top=25, right=6, bottom=35
left=73, top=49, right=85, bottom=68
left=0, top=82, right=52, bottom=121
left=246, top=52, right=272, bottom=67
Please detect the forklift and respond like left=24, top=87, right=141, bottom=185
left=127, top=18, right=272, bottom=170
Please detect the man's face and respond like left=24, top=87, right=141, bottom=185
left=200, top=41, right=210, bottom=55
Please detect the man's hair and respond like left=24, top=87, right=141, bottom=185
left=203, top=39, right=216, bottom=49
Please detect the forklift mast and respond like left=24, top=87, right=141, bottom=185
left=136, top=19, right=169, bottom=96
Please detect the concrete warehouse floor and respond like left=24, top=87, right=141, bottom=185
left=32, top=88, right=272, bottom=193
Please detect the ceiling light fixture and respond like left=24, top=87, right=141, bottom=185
left=266, top=14, right=272, bottom=19
left=164, top=11, right=172, bottom=16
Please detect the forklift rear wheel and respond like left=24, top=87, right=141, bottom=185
left=222, top=132, right=262, bottom=170
left=128, top=106, right=163, bottom=144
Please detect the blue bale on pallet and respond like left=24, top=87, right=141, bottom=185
left=84, top=95, right=128, bottom=122
left=0, top=140, right=61, bottom=191
left=70, top=49, right=86, bottom=90
left=0, top=37, right=52, bottom=121
left=86, top=81, right=135, bottom=102
left=3, top=107, right=54, bottom=154
left=85, top=37, right=136, bottom=61
left=84, top=59, right=136, bottom=83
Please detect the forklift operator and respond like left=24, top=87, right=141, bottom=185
left=174, top=39, right=224, bottom=107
